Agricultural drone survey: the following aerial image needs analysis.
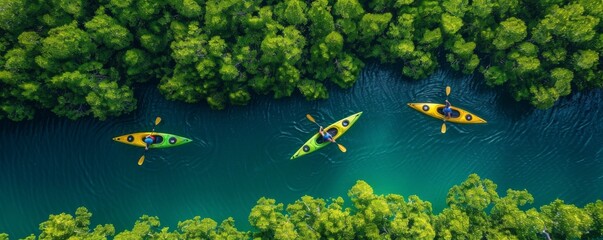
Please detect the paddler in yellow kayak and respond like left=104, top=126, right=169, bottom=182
left=443, top=99, right=453, bottom=119
left=144, top=135, right=155, bottom=150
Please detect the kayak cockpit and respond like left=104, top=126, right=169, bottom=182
left=141, top=135, right=163, bottom=144
left=315, top=128, right=338, bottom=144
left=436, top=107, right=461, bottom=118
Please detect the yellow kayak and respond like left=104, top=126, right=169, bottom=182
left=407, top=103, right=486, bottom=124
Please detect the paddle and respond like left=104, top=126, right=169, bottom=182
left=441, top=86, right=451, bottom=134
left=305, top=114, right=347, bottom=152
left=138, top=117, right=162, bottom=166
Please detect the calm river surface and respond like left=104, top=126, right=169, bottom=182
left=1, top=64, right=602, bottom=237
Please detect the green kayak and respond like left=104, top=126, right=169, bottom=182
left=291, top=112, right=363, bottom=159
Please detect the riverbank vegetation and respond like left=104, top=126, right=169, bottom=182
left=1, top=0, right=602, bottom=121
left=1, top=174, right=602, bottom=239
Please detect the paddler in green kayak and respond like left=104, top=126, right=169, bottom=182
left=319, top=126, right=335, bottom=143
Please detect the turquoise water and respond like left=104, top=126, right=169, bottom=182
left=1, top=64, right=602, bottom=237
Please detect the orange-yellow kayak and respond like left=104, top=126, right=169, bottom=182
left=112, top=132, right=192, bottom=148
left=407, top=103, right=486, bottom=124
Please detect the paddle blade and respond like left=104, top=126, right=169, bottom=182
left=306, top=114, right=316, bottom=124
left=155, top=117, right=162, bottom=125
left=337, top=143, right=347, bottom=152
left=446, top=86, right=451, bottom=96
left=441, top=122, right=447, bottom=134
left=138, top=155, right=145, bottom=165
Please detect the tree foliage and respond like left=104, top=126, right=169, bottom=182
left=3, top=174, right=602, bottom=239
left=2, top=0, right=603, bottom=121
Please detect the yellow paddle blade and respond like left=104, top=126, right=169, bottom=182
left=337, top=143, right=347, bottom=152
left=441, top=122, right=447, bottom=134
left=155, top=117, right=162, bottom=125
left=138, top=155, right=145, bottom=165
left=446, top=86, right=451, bottom=96
left=306, top=114, right=316, bottom=123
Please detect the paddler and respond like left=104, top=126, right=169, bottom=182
left=144, top=135, right=155, bottom=150
left=443, top=99, right=452, bottom=119
left=319, top=126, right=335, bottom=143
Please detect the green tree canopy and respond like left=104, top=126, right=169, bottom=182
left=540, top=199, right=593, bottom=239
left=493, top=17, right=527, bottom=50
left=2, top=0, right=603, bottom=119
left=40, top=21, right=95, bottom=62
left=84, top=7, right=133, bottom=50
left=2, top=175, right=602, bottom=239
left=532, top=3, right=599, bottom=44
